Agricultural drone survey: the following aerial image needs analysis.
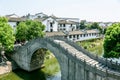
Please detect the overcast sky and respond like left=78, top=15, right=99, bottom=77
left=0, top=0, right=120, bottom=22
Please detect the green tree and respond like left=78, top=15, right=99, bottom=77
left=16, top=20, right=45, bottom=42
left=90, top=22, right=99, bottom=29
left=79, top=20, right=87, bottom=29
left=0, top=17, right=15, bottom=52
left=89, top=22, right=102, bottom=33
left=26, top=20, right=45, bottom=40
left=103, top=23, right=120, bottom=58
left=16, top=22, right=28, bottom=42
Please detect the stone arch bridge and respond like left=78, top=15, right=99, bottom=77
left=11, top=37, right=120, bottom=80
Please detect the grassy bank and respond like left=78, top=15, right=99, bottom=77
left=77, top=39, right=103, bottom=56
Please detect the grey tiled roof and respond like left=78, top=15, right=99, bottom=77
left=46, top=30, right=99, bottom=36
left=46, top=32, right=65, bottom=37
left=7, top=17, right=26, bottom=22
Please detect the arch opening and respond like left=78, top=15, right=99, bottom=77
left=30, top=48, right=61, bottom=79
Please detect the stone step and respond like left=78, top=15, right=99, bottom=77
left=86, top=59, right=94, bottom=63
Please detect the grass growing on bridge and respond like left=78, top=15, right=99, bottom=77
left=77, top=38, right=103, bottom=56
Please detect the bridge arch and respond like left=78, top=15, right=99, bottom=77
left=12, top=38, right=71, bottom=80
left=12, top=37, right=120, bottom=80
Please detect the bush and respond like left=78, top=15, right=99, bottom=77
left=103, top=23, right=120, bottom=58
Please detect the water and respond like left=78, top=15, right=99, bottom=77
left=0, top=69, right=61, bottom=80
left=0, top=56, right=61, bottom=80
left=47, top=72, right=61, bottom=80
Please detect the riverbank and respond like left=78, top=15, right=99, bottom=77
left=0, top=61, right=12, bottom=75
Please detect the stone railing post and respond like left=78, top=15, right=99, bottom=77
left=105, top=58, right=108, bottom=66
left=110, top=59, right=112, bottom=69
left=96, top=54, right=98, bottom=60
left=94, top=64, right=97, bottom=80
left=105, top=69, right=108, bottom=80
left=84, top=59, right=86, bottom=80
left=116, top=61, right=118, bottom=71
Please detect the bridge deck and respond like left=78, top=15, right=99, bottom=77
left=54, top=40, right=120, bottom=75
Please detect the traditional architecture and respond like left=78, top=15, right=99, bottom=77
left=46, top=29, right=100, bottom=41
left=5, top=14, right=25, bottom=31
left=5, top=13, right=101, bottom=41
left=23, top=13, right=79, bottom=32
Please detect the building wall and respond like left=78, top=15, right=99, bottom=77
left=43, top=17, right=58, bottom=32
left=8, top=22, right=17, bottom=32
left=8, top=22, right=17, bottom=28
left=67, top=33, right=100, bottom=41
left=58, top=24, right=77, bottom=31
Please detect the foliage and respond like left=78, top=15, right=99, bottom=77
left=26, top=20, right=45, bottom=40
left=103, top=23, right=120, bottom=58
left=90, top=22, right=99, bottom=29
left=77, top=39, right=103, bottom=56
left=103, top=28, right=107, bottom=34
left=16, top=22, right=28, bottom=42
left=88, top=22, right=102, bottom=33
left=0, top=17, right=15, bottom=52
left=79, top=20, right=87, bottom=29
left=42, top=56, right=60, bottom=76
left=16, top=20, right=45, bottom=42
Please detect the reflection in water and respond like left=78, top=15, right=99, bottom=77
left=47, top=72, right=61, bottom=80
left=0, top=69, right=61, bottom=80
left=13, top=69, right=46, bottom=80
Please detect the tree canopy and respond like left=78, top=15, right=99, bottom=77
left=103, top=23, right=120, bottom=58
left=16, top=22, right=28, bottom=42
left=79, top=20, right=87, bottom=29
left=0, top=17, right=15, bottom=52
left=88, top=22, right=102, bottom=33
left=89, top=22, right=99, bottom=29
left=16, top=20, right=45, bottom=42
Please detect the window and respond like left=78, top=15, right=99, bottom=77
left=80, top=34, right=82, bottom=37
left=77, top=35, right=79, bottom=39
left=63, top=24, right=66, bottom=27
left=84, top=34, right=86, bottom=37
left=69, top=35, right=72, bottom=38
left=50, top=23, right=53, bottom=27
left=71, top=24, right=72, bottom=26
left=60, top=24, right=62, bottom=27
left=73, top=35, right=75, bottom=38
left=89, top=33, right=91, bottom=36
left=86, top=34, right=88, bottom=36
left=63, top=28, right=66, bottom=30
left=50, top=29, right=53, bottom=32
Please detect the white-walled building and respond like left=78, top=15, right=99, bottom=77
left=5, top=14, right=25, bottom=31
left=58, top=20, right=78, bottom=32
left=6, top=14, right=19, bottom=28
left=4, top=13, right=102, bottom=42
left=66, top=29, right=100, bottom=41
left=23, top=12, right=48, bottom=20
left=42, top=17, right=58, bottom=32
left=23, top=13, right=80, bottom=32
left=46, top=29, right=100, bottom=42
